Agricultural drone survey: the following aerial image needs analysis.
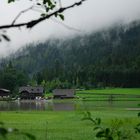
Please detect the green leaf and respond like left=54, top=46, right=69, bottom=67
left=96, top=130, right=105, bottom=138
left=47, top=0, right=52, bottom=6
left=0, top=122, right=4, bottom=126
left=0, top=127, right=8, bottom=138
left=43, top=0, right=47, bottom=4
left=8, top=0, right=15, bottom=3
left=37, top=3, right=41, bottom=6
left=23, top=133, right=36, bottom=140
left=54, top=13, right=58, bottom=17
left=135, top=123, right=140, bottom=133
left=50, top=4, right=55, bottom=10
left=108, top=136, right=113, bottom=140
left=96, top=118, right=101, bottom=125
left=59, top=14, right=65, bottom=21
left=41, top=13, right=46, bottom=17
left=1, top=34, right=10, bottom=41
left=105, top=128, right=110, bottom=135
left=43, top=0, right=52, bottom=5
left=93, top=126, right=101, bottom=130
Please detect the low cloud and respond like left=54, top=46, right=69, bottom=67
left=0, top=0, right=140, bottom=57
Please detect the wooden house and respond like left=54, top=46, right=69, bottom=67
left=0, top=88, right=10, bottom=97
left=19, top=86, right=44, bottom=99
left=52, top=89, right=75, bottom=99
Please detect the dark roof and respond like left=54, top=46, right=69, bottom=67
left=0, top=88, right=10, bottom=93
left=53, top=89, right=75, bottom=97
left=19, top=86, right=44, bottom=94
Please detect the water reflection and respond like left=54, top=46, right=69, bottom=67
left=53, top=102, right=75, bottom=111
left=0, top=100, right=76, bottom=111
left=0, top=100, right=139, bottom=111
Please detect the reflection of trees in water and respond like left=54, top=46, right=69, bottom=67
left=0, top=100, right=139, bottom=111
left=0, top=100, right=76, bottom=111
left=0, top=100, right=46, bottom=111
left=0, top=101, right=18, bottom=111
left=19, top=100, right=46, bottom=110
left=18, top=100, right=76, bottom=111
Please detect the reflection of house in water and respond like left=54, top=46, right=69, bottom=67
left=0, top=88, right=10, bottom=98
left=53, top=102, right=75, bottom=111
left=19, top=86, right=44, bottom=99
left=19, top=100, right=46, bottom=110
left=53, top=89, right=75, bottom=99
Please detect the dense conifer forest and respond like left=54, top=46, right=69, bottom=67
left=0, top=21, right=140, bottom=93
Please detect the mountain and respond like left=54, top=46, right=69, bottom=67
left=1, top=21, right=140, bottom=88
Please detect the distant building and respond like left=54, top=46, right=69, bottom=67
left=0, top=88, right=10, bottom=97
left=53, top=89, right=75, bottom=99
left=19, top=86, right=44, bottom=99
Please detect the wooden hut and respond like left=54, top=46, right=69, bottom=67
left=19, top=86, right=44, bottom=99
left=0, top=88, right=10, bottom=98
left=53, top=89, right=75, bottom=99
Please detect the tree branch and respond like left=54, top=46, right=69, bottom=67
left=11, top=6, right=34, bottom=25
left=51, top=17, right=83, bottom=32
left=0, top=0, right=86, bottom=30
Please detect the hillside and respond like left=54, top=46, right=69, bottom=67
left=1, top=21, right=140, bottom=90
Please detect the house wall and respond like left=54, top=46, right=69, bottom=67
left=19, top=86, right=44, bottom=100
left=0, top=90, right=10, bottom=97
left=20, top=91, right=43, bottom=99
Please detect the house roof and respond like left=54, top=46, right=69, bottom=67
left=0, top=88, right=10, bottom=93
left=53, top=89, right=75, bottom=96
left=19, top=86, right=44, bottom=94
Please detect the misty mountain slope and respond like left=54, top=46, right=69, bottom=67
left=4, top=22, right=140, bottom=87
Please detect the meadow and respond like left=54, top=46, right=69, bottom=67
left=77, top=88, right=140, bottom=95
left=0, top=110, right=139, bottom=140
left=76, top=88, right=140, bottom=101
left=0, top=88, right=140, bottom=140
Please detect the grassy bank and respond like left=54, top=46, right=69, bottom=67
left=46, top=88, right=140, bottom=98
left=76, top=88, right=140, bottom=101
left=76, top=88, right=140, bottom=95
left=0, top=110, right=139, bottom=140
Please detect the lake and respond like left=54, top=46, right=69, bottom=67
left=0, top=99, right=140, bottom=111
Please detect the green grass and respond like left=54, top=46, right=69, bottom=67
left=0, top=110, right=139, bottom=140
left=0, top=88, right=140, bottom=140
left=46, top=88, right=140, bottom=101
left=76, top=88, right=140, bottom=101
left=76, top=88, right=140, bottom=95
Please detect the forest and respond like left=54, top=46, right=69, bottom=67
left=0, top=21, right=140, bottom=94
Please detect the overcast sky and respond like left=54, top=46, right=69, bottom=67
left=0, top=0, right=140, bottom=57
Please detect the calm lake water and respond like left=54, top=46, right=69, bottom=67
left=0, top=99, right=140, bottom=111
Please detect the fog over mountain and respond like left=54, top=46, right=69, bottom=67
left=0, top=0, right=140, bottom=57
